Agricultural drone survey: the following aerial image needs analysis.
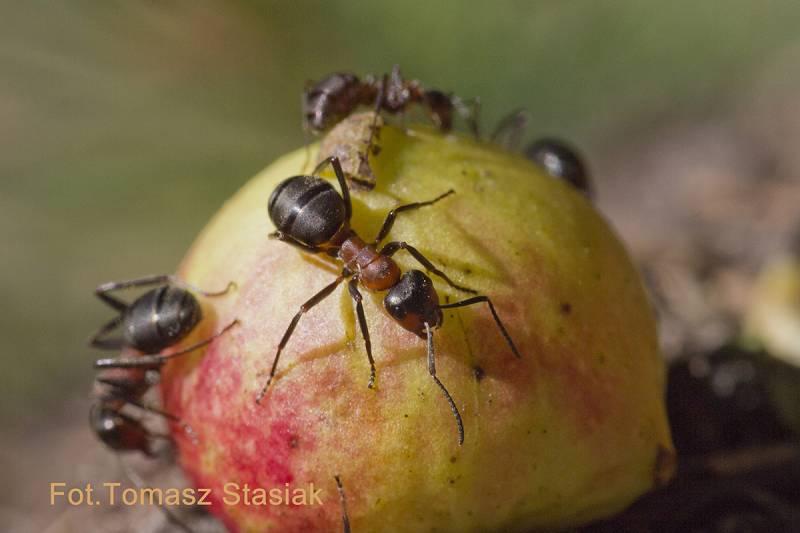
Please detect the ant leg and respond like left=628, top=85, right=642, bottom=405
left=424, top=322, right=464, bottom=446
left=126, top=399, right=198, bottom=445
left=364, top=73, right=387, bottom=155
left=93, top=320, right=240, bottom=369
left=117, top=456, right=195, bottom=533
left=439, top=296, right=521, bottom=358
left=379, top=241, right=476, bottom=294
left=348, top=278, right=377, bottom=388
left=372, top=189, right=455, bottom=245
left=94, top=274, right=178, bottom=311
left=491, top=108, right=530, bottom=151
left=334, top=475, right=352, bottom=533
left=312, top=156, right=352, bottom=222
left=88, top=315, right=124, bottom=350
left=453, top=96, right=481, bottom=138
left=256, top=274, right=348, bottom=403
left=269, top=230, right=324, bottom=254
left=170, top=278, right=237, bottom=298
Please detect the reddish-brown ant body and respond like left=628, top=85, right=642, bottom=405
left=303, top=66, right=479, bottom=186
left=257, top=156, right=520, bottom=446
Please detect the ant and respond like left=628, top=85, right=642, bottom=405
left=89, top=274, right=238, bottom=456
left=303, top=65, right=480, bottom=186
left=491, top=109, right=593, bottom=198
left=89, top=275, right=238, bottom=531
left=257, top=156, right=520, bottom=446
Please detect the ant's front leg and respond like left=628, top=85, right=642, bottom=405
left=94, top=274, right=174, bottom=311
left=372, top=190, right=455, bottom=246
left=453, top=96, right=481, bottom=138
left=269, top=231, right=325, bottom=254
left=491, top=108, right=530, bottom=150
left=380, top=241, right=476, bottom=294
left=311, top=156, right=352, bottom=222
left=440, top=296, right=521, bottom=358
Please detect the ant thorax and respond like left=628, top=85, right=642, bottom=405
left=338, top=234, right=401, bottom=292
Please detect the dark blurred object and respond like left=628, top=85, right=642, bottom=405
left=524, top=138, right=593, bottom=198
left=582, top=444, right=800, bottom=533
left=667, top=345, right=793, bottom=455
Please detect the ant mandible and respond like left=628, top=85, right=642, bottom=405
left=256, top=156, right=521, bottom=446
left=89, top=274, right=238, bottom=456
left=303, top=65, right=480, bottom=184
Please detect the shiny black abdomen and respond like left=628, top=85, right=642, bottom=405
left=121, top=286, right=201, bottom=353
left=268, top=175, right=347, bottom=246
left=525, top=138, right=592, bottom=197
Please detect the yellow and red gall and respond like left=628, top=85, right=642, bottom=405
left=160, top=119, right=674, bottom=532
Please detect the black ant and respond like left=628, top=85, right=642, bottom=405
left=256, top=156, right=520, bottom=446
left=303, top=65, right=479, bottom=186
left=89, top=274, right=238, bottom=456
left=491, top=110, right=593, bottom=198
left=525, top=138, right=592, bottom=198
left=88, top=275, right=238, bottom=531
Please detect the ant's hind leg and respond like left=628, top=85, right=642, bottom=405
left=424, top=322, right=464, bottom=446
left=256, top=274, right=348, bottom=403
left=439, top=296, right=521, bottom=358
left=89, top=315, right=124, bottom=350
left=379, top=241, right=476, bottom=294
left=348, top=278, right=377, bottom=388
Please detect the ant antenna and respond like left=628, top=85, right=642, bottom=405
left=425, top=322, right=464, bottom=446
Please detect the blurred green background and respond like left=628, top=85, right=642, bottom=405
left=2, top=0, right=799, bottom=431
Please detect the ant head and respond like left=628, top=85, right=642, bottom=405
left=268, top=175, right=347, bottom=247
left=524, top=138, right=592, bottom=198
left=90, top=403, right=152, bottom=455
left=383, top=270, right=443, bottom=338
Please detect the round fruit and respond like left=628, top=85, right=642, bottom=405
left=161, top=119, right=674, bottom=532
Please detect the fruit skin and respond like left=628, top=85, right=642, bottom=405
left=161, top=121, right=674, bottom=532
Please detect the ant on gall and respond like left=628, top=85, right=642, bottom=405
left=491, top=110, right=593, bottom=198
left=303, top=65, right=479, bottom=186
left=89, top=274, right=238, bottom=456
left=525, top=138, right=593, bottom=198
left=257, top=156, right=520, bottom=446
